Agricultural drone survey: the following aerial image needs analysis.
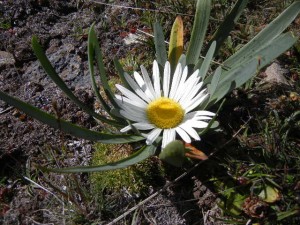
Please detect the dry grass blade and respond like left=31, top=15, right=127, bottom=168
left=88, top=0, right=194, bottom=17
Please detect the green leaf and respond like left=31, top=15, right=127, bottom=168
left=88, top=27, right=119, bottom=121
left=113, top=58, right=131, bottom=90
left=224, top=192, right=246, bottom=216
left=0, top=91, right=144, bottom=143
left=224, top=1, right=300, bottom=68
left=42, top=144, right=156, bottom=173
left=277, top=208, right=300, bottom=221
left=178, top=54, right=187, bottom=69
left=159, top=140, right=185, bottom=167
left=250, top=32, right=298, bottom=70
left=198, top=41, right=216, bottom=80
left=31, top=36, right=119, bottom=126
left=208, top=66, right=221, bottom=97
left=211, top=58, right=258, bottom=103
left=168, top=16, right=184, bottom=73
left=211, top=32, right=297, bottom=103
left=258, top=185, right=281, bottom=203
left=88, top=24, right=119, bottom=109
left=186, top=0, right=211, bottom=66
left=154, top=22, right=167, bottom=68
left=199, top=98, right=224, bottom=135
left=206, top=0, right=248, bottom=55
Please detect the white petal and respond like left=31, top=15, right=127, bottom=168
left=145, top=128, right=162, bottom=145
left=186, top=110, right=216, bottom=118
left=189, top=121, right=209, bottom=128
left=115, top=95, right=144, bottom=108
left=132, top=122, right=155, bottom=130
left=180, top=87, right=205, bottom=109
left=163, top=61, right=171, bottom=97
left=179, top=123, right=200, bottom=141
left=186, top=69, right=200, bottom=84
left=121, top=104, right=145, bottom=117
left=193, top=116, right=213, bottom=120
left=185, top=93, right=209, bottom=113
left=169, top=63, right=182, bottom=99
left=179, top=69, right=200, bottom=99
left=124, top=73, right=152, bottom=103
left=120, top=109, right=147, bottom=123
left=120, top=122, right=154, bottom=133
left=196, top=111, right=216, bottom=116
left=162, top=129, right=176, bottom=148
left=177, top=78, right=201, bottom=104
left=115, top=84, right=147, bottom=107
left=179, top=89, right=206, bottom=109
left=133, top=71, right=145, bottom=87
left=179, top=82, right=203, bottom=105
left=183, top=71, right=201, bottom=91
left=133, top=71, right=154, bottom=100
left=175, top=127, right=191, bottom=143
left=140, top=66, right=156, bottom=99
left=173, top=66, right=188, bottom=101
left=120, top=125, right=132, bottom=132
left=115, top=97, right=145, bottom=114
left=153, top=60, right=161, bottom=98
left=133, top=71, right=155, bottom=100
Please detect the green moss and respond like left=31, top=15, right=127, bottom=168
left=89, top=143, right=164, bottom=208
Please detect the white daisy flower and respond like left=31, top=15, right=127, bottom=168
left=115, top=60, right=215, bottom=149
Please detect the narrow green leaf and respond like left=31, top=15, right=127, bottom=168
left=89, top=25, right=119, bottom=109
left=206, top=0, right=248, bottom=55
left=88, top=29, right=118, bottom=120
left=224, top=1, right=300, bottom=68
left=194, top=58, right=204, bottom=73
left=277, top=209, right=300, bottom=221
left=208, top=66, right=221, bottom=97
left=249, top=32, right=298, bottom=70
left=222, top=32, right=297, bottom=94
left=31, top=36, right=119, bottom=126
left=186, top=0, right=211, bottom=66
left=43, top=144, right=156, bottom=173
left=113, top=59, right=131, bottom=90
left=199, top=98, right=224, bottom=135
left=178, top=54, right=187, bottom=69
left=198, top=41, right=216, bottom=80
left=0, top=91, right=144, bottom=143
left=212, top=32, right=297, bottom=103
left=153, top=22, right=167, bottom=68
left=211, top=58, right=258, bottom=102
left=168, top=16, right=184, bottom=73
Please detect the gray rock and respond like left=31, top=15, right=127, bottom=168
left=264, top=62, right=290, bottom=85
left=0, top=51, right=15, bottom=68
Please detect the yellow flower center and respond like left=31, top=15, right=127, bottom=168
left=146, top=97, right=184, bottom=129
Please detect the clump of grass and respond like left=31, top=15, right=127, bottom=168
left=0, top=19, right=11, bottom=29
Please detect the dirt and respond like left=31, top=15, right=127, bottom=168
left=0, top=1, right=222, bottom=224
left=0, top=0, right=94, bottom=175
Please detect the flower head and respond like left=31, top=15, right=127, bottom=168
left=115, top=60, right=215, bottom=149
